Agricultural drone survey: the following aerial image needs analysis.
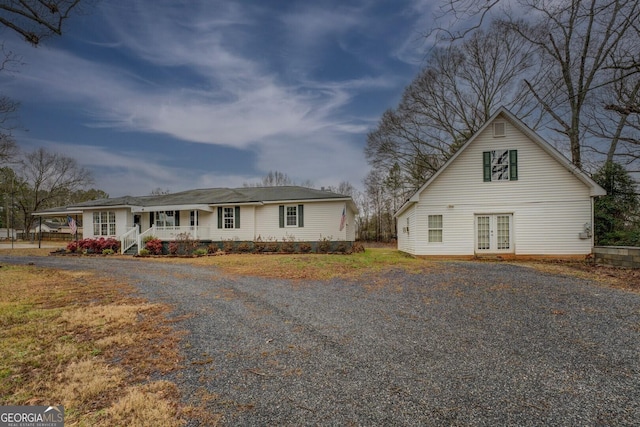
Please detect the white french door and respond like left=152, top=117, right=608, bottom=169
left=475, top=214, right=513, bottom=253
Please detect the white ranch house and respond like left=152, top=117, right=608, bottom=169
left=37, top=186, right=357, bottom=254
left=395, top=107, right=606, bottom=258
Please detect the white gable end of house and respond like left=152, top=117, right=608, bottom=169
left=396, top=107, right=606, bottom=257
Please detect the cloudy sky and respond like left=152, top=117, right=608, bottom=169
left=1, top=0, right=437, bottom=197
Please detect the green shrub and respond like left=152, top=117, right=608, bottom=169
left=193, top=248, right=208, bottom=256
left=138, top=248, right=150, bottom=256
left=102, top=248, right=115, bottom=255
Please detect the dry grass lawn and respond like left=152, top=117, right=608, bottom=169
left=0, top=264, right=189, bottom=426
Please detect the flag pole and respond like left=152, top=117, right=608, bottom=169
left=38, top=216, right=42, bottom=248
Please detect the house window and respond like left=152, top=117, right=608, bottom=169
left=155, top=211, right=176, bottom=228
left=483, top=150, right=518, bottom=182
left=279, top=204, right=304, bottom=228
left=428, top=215, right=443, bottom=243
left=217, top=206, right=240, bottom=229
left=223, top=207, right=235, bottom=229
left=93, top=211, right=116, bottom=236
left=286, top=205, right=298, bottom=227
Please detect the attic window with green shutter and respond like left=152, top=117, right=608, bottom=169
left=483, top=150, right=518, bottom=181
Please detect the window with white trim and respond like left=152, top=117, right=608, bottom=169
left=93, top=211, right=116, bottom=236
left=428, top=215, right=443, bottom=243
left=286, top=205, right=298, bottom=227
left=155, top=211, right=176, bottom=228
left=223, top=207, right=235, bottom=229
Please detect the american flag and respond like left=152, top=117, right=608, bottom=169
left=67, top=216, right=77, bottom=235
left=339, top=204, right=346, bottom=231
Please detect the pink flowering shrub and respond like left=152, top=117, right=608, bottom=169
left=66, top=237, right=120, bottom=254
left=144, top=238, right=164, bottom=255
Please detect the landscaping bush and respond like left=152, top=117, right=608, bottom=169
left=281, top=235, right=296, bottom=253
left=169, top=233, right=199, bottom=255
left=138, top=248, right=150, bottom=256
left=335, top=241, right=349, bottom=254
left=351, top=241, right=365, bottom=253
left=299, top=242, right=312, bottom=253
left=66, top=237, right=120, bottom=254
left=264, top=238, right=279, bottom=253
left=222, top=239, right=235, bottom=253
left=193, top=248, right=208, bottom=256
left=318, top=236, right=332, bottom=253
left=237, top=242, right=253, bottom=253
left=144, top=238, right=163, bottom=255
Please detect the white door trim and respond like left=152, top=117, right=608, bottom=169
left=474, top=213, right=514, bottom=254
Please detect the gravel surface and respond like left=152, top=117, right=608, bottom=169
left=2, top=255, right=640, bottom=426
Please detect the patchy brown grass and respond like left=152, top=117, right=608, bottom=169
left=518, top=260, right=640, bottom=292
left=0, top=264, right=196, bottom=426
left=0, top=247, right=55, bottom=257
left=147, top=248, right=433, bottom=281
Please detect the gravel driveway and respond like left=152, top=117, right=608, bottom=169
left=3, top=256, right=639, bottom=426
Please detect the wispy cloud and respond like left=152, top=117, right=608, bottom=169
left=2, top=0, right=427, bottom=195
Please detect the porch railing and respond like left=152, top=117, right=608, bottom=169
left=137, top=225, right=157, bottom=254
left=152, top=226, right=211, bottom=241
left=120, top=226, right=139, bottom=254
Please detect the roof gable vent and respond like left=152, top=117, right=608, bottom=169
left=493, top=121, right=506, bottom=137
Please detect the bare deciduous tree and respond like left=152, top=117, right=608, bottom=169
left=15, top=147, right=92, bottom=234
left=366, top=21, right=537, bottom=191
left=0, top=0, right=84, bottom=45
left=431, top=0, right=640, bottom=170
left=502, top=0, right=640, bottom=168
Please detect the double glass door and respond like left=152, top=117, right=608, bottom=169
left=475, top=214, right=513, bottom=253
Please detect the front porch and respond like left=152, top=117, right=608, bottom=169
left=120, top=225, right=217, bottom=254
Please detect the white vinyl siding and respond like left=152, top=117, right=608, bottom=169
left=397, top=206, right=416, bottom=253
left=407, top=116, right=595, bottom=256
left=256, top=201, right=351, bottom=241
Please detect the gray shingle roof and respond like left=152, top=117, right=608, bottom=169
left=62, top=186, right=351, bottom=209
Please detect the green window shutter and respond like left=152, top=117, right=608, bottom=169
left=217, top=207, right=222, bottom=229
left=509, top=150, right=518, bottom=181
left=279, top=205, right=285, bottom=228
left=175, top=211, right=180, bottom=227
left=483, top=151, right=491, bottom=182
left=235, top=206, right=240, bottom=228
left=150, top=212, right=154, bottom=227
left=298, top=204, right=304, bottom=227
